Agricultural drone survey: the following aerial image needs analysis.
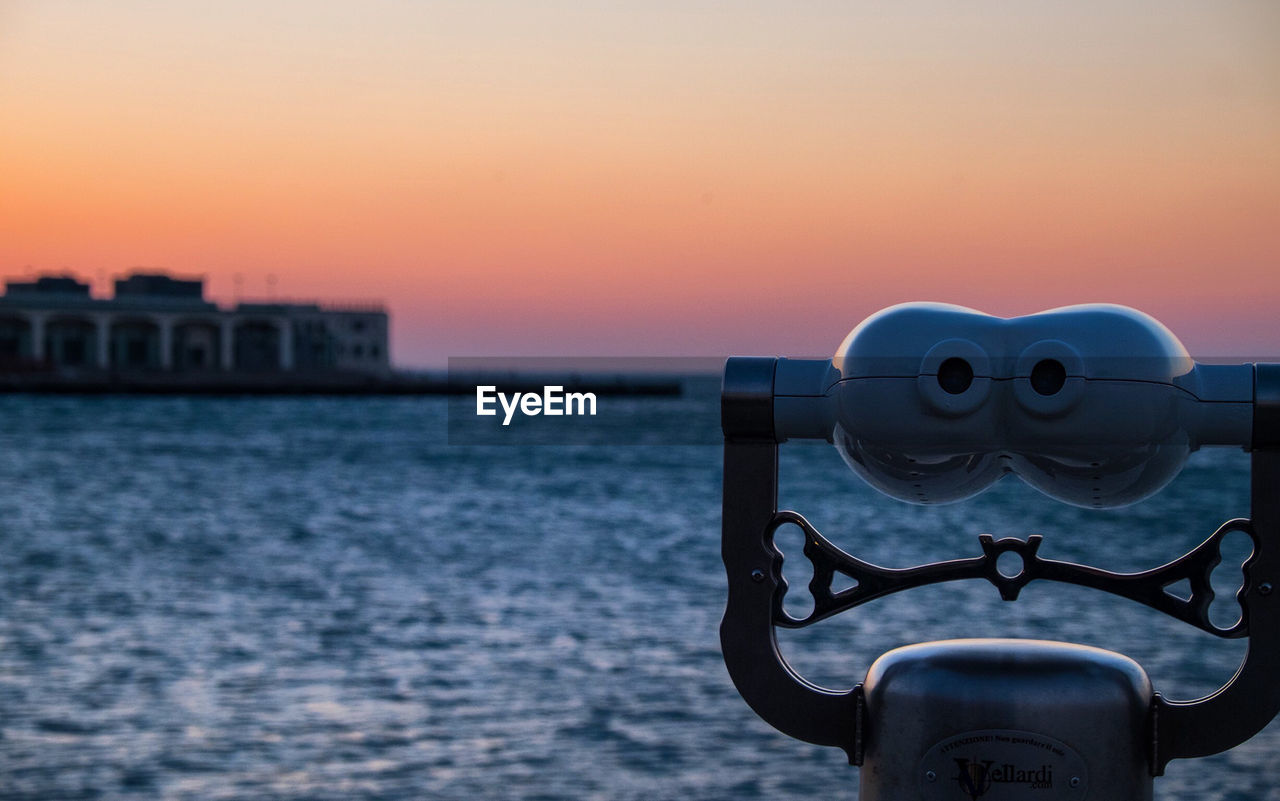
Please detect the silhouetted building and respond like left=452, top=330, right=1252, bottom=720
left=114, top=273, right=205, bottom=301
left=0, top=271, right=389, bottom=373
left=4, top=275, right=92, bottom=297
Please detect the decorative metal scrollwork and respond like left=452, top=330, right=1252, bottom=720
left=768, top=511, right=1254, bottom=639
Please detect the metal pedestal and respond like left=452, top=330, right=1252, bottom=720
left=860, top=639, right=1152, bottom=801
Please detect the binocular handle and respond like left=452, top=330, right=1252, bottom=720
left=721, top=358, right=1280, bottom=772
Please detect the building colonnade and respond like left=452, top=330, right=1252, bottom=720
left=2, top=309, right=294, bottom=370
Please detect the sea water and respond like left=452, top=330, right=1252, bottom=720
left=0, top=384, right=1276, bottom=800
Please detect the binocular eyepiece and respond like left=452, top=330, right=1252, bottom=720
left=742, top=303, right=1257, bottom=507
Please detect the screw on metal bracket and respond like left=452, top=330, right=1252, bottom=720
left=750, top=569, right=766, bottom=583
left=1260, top=582, right=1274, bottom=596
left=1069, top=776, right=1081, bottom=788
left=925, top=770, right=937, bottom=782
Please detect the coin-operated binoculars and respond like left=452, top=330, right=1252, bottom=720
left=721, top=303, right=1280, bottom=800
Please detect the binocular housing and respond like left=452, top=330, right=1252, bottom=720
left=763, top=303, right=1254, bottom=507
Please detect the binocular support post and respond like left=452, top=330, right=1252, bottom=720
left=1151, top=368, right=1280, bottom=772
left=722, top=357, right=866, bottom=759
left=721, top=357, right=1280, bottom=780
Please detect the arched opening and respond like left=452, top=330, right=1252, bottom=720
left=110, top=318, right=161, bottom=370
left=46, top=316, right=98, bottom=368
left=172, top=320, right=220, bottom=370
left=234, top=320, right=281, bottom=371
left=0, top=316, right=33, bottom=366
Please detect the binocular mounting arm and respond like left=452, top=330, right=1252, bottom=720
left=721, top=357, right=1280, bottom=774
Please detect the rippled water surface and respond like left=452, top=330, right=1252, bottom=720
left=1, top=388, right=1276, bottom=799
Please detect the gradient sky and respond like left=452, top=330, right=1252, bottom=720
left=2, top=1, right=1277, bottom=365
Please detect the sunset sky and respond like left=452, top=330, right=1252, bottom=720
left=2, top=1, right=1277, bottom=365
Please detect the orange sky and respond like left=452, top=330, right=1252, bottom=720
left=2, top=2, right=1278, bottom=365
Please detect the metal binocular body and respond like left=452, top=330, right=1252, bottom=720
left=720, top=303, right=1280, bottom=800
